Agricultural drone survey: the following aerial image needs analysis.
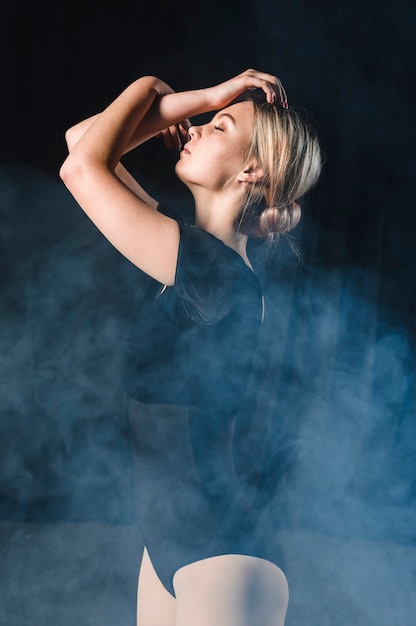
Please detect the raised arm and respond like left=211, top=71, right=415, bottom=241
left=63, top=114, right=159, bottom=208
left=59, top=70, right=285, bottom=285
left=62, top=77, right=192, bottom=210
left=59, top=75, right=210, bottom=285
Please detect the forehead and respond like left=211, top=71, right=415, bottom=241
left=215, top=100, right=254, bottom=124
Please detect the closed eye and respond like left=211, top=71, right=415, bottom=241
left=214, top=125, right=224, bottom=131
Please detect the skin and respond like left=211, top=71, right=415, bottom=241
left=175, top=99, right=263, bottom=266
left=60, top=69, right=287, bottom=283
left=60, top=69, right=289, bottom=625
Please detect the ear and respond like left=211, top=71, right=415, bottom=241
left=237, top=160, right=264, bottom=184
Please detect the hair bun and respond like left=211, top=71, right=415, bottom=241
left=256, top=202, right=301, bottom=237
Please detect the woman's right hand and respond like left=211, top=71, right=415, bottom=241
left=129, top=69, right=288, bottom=153
left=204, top=69, right=288, bottom=110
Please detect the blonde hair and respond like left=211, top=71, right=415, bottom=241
left=238, top=101, right=322, bottom=240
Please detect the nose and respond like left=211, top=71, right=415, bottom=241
left=188, top=125, right=201, bottom=140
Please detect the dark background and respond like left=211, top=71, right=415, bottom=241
left=0, top=1, right=415, bottom=624
left=2, top=0, right=414, bottom=288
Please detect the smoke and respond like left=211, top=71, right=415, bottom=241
left=261, top=263, right=416, bottom=543
left=235, top=222, right=416, bottom=624
left=1, top=163, right=415, bottom=624
left=233, top=243, right=416, bottom=545
left=0, top=163, right=143, bottom=524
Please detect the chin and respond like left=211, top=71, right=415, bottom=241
left=175, top=162, right=192, bottom=189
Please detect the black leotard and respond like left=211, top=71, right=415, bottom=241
left=122, top=207, right=265, bottom=595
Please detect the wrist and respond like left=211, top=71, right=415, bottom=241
left=154, top=88, right=214, bottom=125
left=180, top=87, right=217, bottom=116
left=198, top=87, right=217, bottom=112
left=203, top=86, right=222, bottom=111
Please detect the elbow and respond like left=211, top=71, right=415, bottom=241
left=59, top=153, right=81, bottom=188
left=58, top=127, right=77, bottom=182
left=59, top=158, right=69, bottom=184
left=59, top=157, right=72, bottom=188
left=59, top=153, right=106, bottom=192
left=64, top=126, right=78, bottom=152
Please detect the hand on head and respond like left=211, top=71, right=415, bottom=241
left=205, top=69, right=288, bottom=111
left=157, top=69, right=288, bottom=152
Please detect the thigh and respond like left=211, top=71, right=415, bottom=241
left=137, top=548, right=177, bottom=626
left=173, top=554, right=289, bottom=626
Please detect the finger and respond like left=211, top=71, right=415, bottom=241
left=179, top=123, right=191, bottom=146
left=256, top=76, right=288, bottom=108
left=161, top=128, right=173, bottom=150
left=241, top=74, right=278, bottom=104
left=181, top=118, right=192, bottom=132
left=245, top=69, right=281, bottom=86
left=259, top=79, right=277, bottom=104
left=169, top=126, right=182, bottom=151
left=161, top=127, right=177, bottom=150
left=277, top=79, right=289, bottom=108
left=244, top=69, right=288, bottom=107
left=260, top=77, right=285, bottom=107
left=244, top=78, right=275, bottom=103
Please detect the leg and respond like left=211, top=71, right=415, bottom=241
left=173, top=554, right=289, bottom=626
left=137, top=547, right=176, bottom=626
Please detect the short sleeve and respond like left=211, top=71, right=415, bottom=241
left=174, top=222, right=257, bottom=324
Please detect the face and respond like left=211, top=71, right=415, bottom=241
left=175, top=100, right=254, bottom=193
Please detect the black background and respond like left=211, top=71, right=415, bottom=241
left=2, top=1, right=415, bottom=283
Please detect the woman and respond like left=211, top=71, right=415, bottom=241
left=60, top=69, right=321, bottom=626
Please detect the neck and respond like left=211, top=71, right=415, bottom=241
left=193, top=190, right=251, bottom=268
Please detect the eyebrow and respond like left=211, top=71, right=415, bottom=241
left=214, top=112, right=236, bottom=125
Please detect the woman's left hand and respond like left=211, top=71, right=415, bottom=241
left=157, top=120, right=192, bottom=151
